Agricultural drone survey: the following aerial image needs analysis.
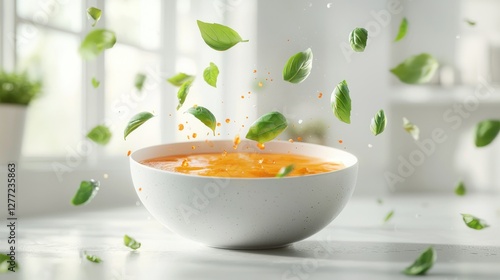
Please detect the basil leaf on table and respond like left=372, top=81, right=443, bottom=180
left=461, top=214, right=489, bottom=230
left=185, top=106, right=217, bottom=135
left=124, top=235, right=141, bottom=250
left=197, top=20, right=248, bottom=51
left=390, top=53, right=438, bottom=84
left=79, top=29, right=116, bottom=60
left=176, top=78, right=195, bottom=110
left=71, top=180, right=100, bottom=206
left=86, top=125, right=112, bottom=145
left=276, top=164, right=295, bottom=178
left=454, top=181, right=466, bottom=196
left=86, top=7, right=102, bottom=27
left=135, top=73, right=147, bottom=91
left=403, top=247, right=436, bottom=275
left=403, top=117, right=420, bottom=140
left=246, top=111, right=288, bottom=144
left=349, top=27, right=368, bottom=52
left=167, top=73, right=194, bottom=87
left=124, top=112, right=155, bottom=140
left=331, top=80, right=352, bottom=124
left=203, top=62, right=219, bottom=88
left=394, top=17, right=408, bottom=42
left=282, top=48, right=313, bottom=84
left=370, top=109, right=387, bottom=136
left=474, top=120, right=500, bottom=147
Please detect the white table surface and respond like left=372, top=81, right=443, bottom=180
left=1, top=194, right=499, bottom=280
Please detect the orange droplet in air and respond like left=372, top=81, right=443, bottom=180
left=225, top=118, right=231, bottom=124
left=187, top=135, right=190, bottom=140
left=258, top=82, right=263, bottom=87
left=191, top=145, right=196, bottom=150
left=217, top=122, right=222, bottom=127
left=248, top=91, right=251, bottom=95
left=127, top=150, right=132, bottom=156
left=178, top=124, right=184, bottom=131
left=253, top=69, right=257, bottom=73
left=257, top=143, right=265, bottom=150
left=138, top=187, right=143, bottom=192
left=192, top=133, right=197, bottom=138
left=233, top=135, right=241, bottom=149
left=297, top=137, right=303, bottom=142
left=268, top=72, right=271, bottom=75
left=338, top=139, right=343, bottom=144
left=288, top=139, right=294, bottom=143
left=181, top=159, right=189, bottom=167
left=241, top=95, right=245, bottom=99
left=318, top=92, right=323, bottom=98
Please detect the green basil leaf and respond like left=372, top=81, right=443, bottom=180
left=124, top=235, right=141, bottom=250
left=390, top=53, right=439, bottom=84
left=370, top=109, right=387, bottom=136
left=465, top=19, right=476, bottom=26
left=454, top=181, right=466, bottom=196
left=276, top=164, right=295, bottom=178
left=0, top=253, right=18, bottom=273
left=282, top=48, right=313, bottom=84
left=403, top=117, right=420, bottom=140
left=176, top=78, right=195, bottom=110
left=85, top=254, right=102, bottom=263
left=331, top=80, right=352, bottom=124
left=349, top=27, right=368, bottom=52
left=384, top=210, right=394, bottom=223
left=474, top=120, right=500, bottom=147
left=135, top=73, right=147, bottom=91
left=124, top=112, right=155, bottom=140
left=461, top=214, right=489, bottom=230
left=403, top=247, right=436, bottom=275
left=185, top=106, right=217, bottom=135
left=394, top=17, right=408, bottom=42
left=71, top=180, right=100, bottom=206
left=91, top=77, right=100, bottom=88
left=197, top=20, right=248, bottom=51
left=86, top=125, right=112, bottom=145
left=167, top=73, right=194, bottom=87
left=86, top=7, right=102, bottom=27
left=79, top=29, right=116, bottom=60
left=246, top=111, right=288, bottom=144
left=203, top=62, right=219, bottom=88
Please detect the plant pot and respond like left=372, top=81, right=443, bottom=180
left=0, top=104, right=27, bottom=164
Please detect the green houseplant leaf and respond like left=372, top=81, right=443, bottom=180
left=394, top=17, right=408, bottom=42
left=349, top=28, right=368, bottom=52
left=282, top=48, right=313, bottom=84
left=203, top=62, right=219, bottom=88
left=246, top=111, right=288, bottom=144
left=197, top=20, right=248, bottom=51
left=124, top=235, right=141, bottom=250
left=185, top=106, right=217, bottom=135
left=390, top=53, right=439, bottom=84
left=403, top=247, right=436, bottom=275
left=474, top=120, right=500, bottom=147
left=331, top=80, right=352, bottom=124
left=370, top=109, right=387, bottom=136
left=167, top=73, right=194, bottom=87
left=0, top=71, right=41, bottom=105
left=71, top=180, right=100, bottom=206
left=79, top=29, right=116, bottom=60
left=461, top=214, right=489, bottom=230
left=124, top=112, right=155, bottom=140
left=86, top=7, right=102, bottom=27
left=86, top=125, right=112, bottom=145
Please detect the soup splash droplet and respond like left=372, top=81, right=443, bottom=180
left=192, top=133, right=197, bottom=139
left=178, top=124, right=184, bottom=131
left=233, top=135, right=241, bottom=149
left=257, top=143, right=265, bottom=150
left=181, top=159, right=189, bottom=167
left=225, top=118, right=231, bottom=124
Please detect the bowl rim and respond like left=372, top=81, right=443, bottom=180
left=130, top=140, right=358, bottom=181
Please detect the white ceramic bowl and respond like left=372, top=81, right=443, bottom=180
left=130, top=140, right=358, bottom=249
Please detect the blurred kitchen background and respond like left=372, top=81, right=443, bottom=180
left=0, top=0, right=499, bottom=216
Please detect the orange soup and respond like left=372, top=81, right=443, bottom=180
left=142, top=152, right=344, bottom=178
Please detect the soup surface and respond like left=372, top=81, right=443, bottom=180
left=142, top=152, right=344, bottom=178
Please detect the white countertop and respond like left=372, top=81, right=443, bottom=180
left=1, top=194, right=499, bottom=280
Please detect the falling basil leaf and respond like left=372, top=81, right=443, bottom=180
left=377, top=198, right=384, bottom=205
left=403, top=117, right=420, bottom=140
left=246, top=111, right=288, bottom=144
left=370, top=109, right=387, bottom=136
left=85, top=254, right=102, bottom=263
left=124, top=112, right=155, bottom=140
left=349, top=27, right=368, bottom=52
left=474, top=120, right=500, bottom=147
left=384, top=210, right=394, bottom=223
left=461, top=214, right=489, bottom=230
left=167, top=73, right=194, bottom=87
left=465, top=19, right=476, bottom=26
left=197, top=20, right=248, bottom=51
left=0, top=253, right=18, bottom=273
left=403, top=247, right=436, bottom=275
left=331, top=80, right=352, bottom=124
left=124, top=235, right=141, bottom=250
left=203, top=62, right=219, bottom=88
left=86, top=125, right=112, bottom=145
left=176, top=78, right=195, bottom=110
left=282, top=48, right=313, bottom=84
left=135, top=73, right=147, bottom=91
left=72, top=180, right=100, bottom=206
left=276, top=164, right=295, bottom=178
left=394, top=17, right=408, bottom=42
left=390, top=53, right=438, bottom=84
left=79, top=29, right=116, bottom=60
left=91, top=77, right=100, bottom=88
left=455, top=181, right=466, bottom=196
left=185, top=106, right=217, bottom=135
left=86, top=7, right=102, bottom=27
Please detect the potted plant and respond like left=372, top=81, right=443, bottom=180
left=0, top=70, right=41, bottom=164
